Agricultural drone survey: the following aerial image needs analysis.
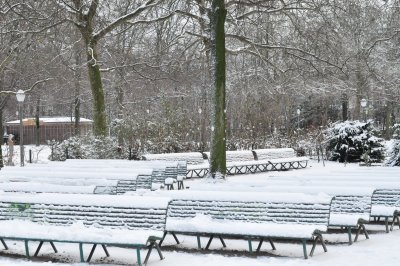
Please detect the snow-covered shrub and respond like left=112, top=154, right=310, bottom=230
left=49, top=135, right=125, bottom=161
left=385, top=124, right=400, bottom=166
left=324, top=120, right=385, bottom=163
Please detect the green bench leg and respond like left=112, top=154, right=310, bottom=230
left=347, top=227, right=353, bottom=245
left=257, top=238, right=276, bottom=252
left=196, top=236, right=201, bottom=249
left=205, top=236, right=214, bottom=250
left=355, top=224, right=369, bottom=242
left=310, top=233, right=327, bottom=258
left=136, top=248, right=142, bottom=266
left=219, top=236, right=226, bottom=248
left=24, top=240, right=30, bottom=258
left=1, top=239, right=8, bottom=250
left=301, top=240, right=308, bottom=259
left=144, top=241, right=164, bottom=265
left=390, top=215, right=400, bottom=231
left=159, top=232, right=180, bottom=246
left=248, top=239, right=253, bottom=252
left=79, top=243, right=84, bottom=263
left=385, top=217, right=389, bottom=233
left=34, top=241, right=58, bottom=257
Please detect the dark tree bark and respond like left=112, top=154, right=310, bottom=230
left=209, top=0, right=227, bottom=178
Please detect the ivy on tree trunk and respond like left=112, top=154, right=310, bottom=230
left=209, top=0, right=227, bottom=178
left=86, top=43, right=107, bottom=136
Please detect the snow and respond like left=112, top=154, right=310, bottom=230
left=0, top=193, right=170, bottom=209
left=0, top=220, right=163, bottom=245
left=328, top=213, right=370, bottom=227
left=6, top=117, right=93, bottom=124
left=1, top=158, right=400, bottom=265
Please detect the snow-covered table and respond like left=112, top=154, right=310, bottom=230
left=0, top=193, right=170, bottom=265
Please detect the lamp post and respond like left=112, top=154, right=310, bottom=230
left=360, top=98, right=367, bottom=122
left=16, top=89, right=25, bottom=167
left=296, top=108, right=301, bottom=130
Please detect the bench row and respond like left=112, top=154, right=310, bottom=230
left=142, top=148, right=298, bottom=165
left=1, top=189, right=399, bottom=264
left=187, top=157, right=309, bottom=178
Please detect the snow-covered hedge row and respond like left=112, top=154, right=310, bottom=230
left=48, top=136, right=125, bottom=161
left=324, top=120, right=385, bottom=163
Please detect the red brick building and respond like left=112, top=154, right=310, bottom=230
left=5, top=117, right=93, bottom=144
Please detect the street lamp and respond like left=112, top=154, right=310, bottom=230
left=16, top=89, right=25, bottom=167
left=296, top=108, right=301, bottom=130
left=360, top=98, right=367, bottom=122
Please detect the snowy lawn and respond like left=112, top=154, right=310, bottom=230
left=0, top=157, right=400, bottom=265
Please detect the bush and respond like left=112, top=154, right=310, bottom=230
left=324, top=120, right=385, bottom=163
left=385, top=124, right=400, bottom=166
left=48, top=135, right=125, bottom=161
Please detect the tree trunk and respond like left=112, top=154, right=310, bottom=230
left=35, top=97, right=40, bottom=146
left=74, top=46, right=81, bottom=136
left=384, top=101, right=393, bottom=139
left=209, top=0, right=227, bottom=178
left=86, top=43, right=107, bottom=136
left=0, top=108, right=3, bottom=169
left=341, top=93, right=348, bottom=121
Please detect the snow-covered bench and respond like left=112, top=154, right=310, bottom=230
left=370, top=189, right=400, bottom=233
left=328, top=195, right=372, bottom=244
left=0, top=193, right=170, bottom=265
left=266, top=156, right=309, bottom=170
left=160, top=191, right=331, bottom=259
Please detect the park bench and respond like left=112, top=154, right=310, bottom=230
left=159, top=191, right=331, bottom=259
left=266, top=156, right=309, bottom=171
left=328, top=195, right=371, bottom=244
left=370, top=189, right=400, bottom=233
left=0, top=193, right=170, bottom=265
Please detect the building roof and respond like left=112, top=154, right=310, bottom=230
left=6, top=117, right=93, bottom=125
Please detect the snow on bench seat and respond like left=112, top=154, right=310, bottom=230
left=160, top=191, right=331, bottom=259
left=0, top=220, right=164, bottom=246
left=0, top=183, right=97, bottom=194
left=0, top=193, right=170, bottom=265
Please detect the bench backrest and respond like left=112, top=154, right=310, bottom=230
left=142, top=153, right=204, bottom=165
left=253, top=148, right=296, bottom=161
left=177, top=162, right=187, bottom=177
left=167, top=199, right=330, bottom=225
left=372, top=189, right=400, bottom=207
left=0, top=195, right=169, bottom=231
left=135, top=174, right=152, bottom=190
left=151, top=169, right=167, bottom=185
left=165, top=166, right=178, bottom=179
left=225, top=151, right=256, bottom=162
left=329, top=195, right=372, bottom=215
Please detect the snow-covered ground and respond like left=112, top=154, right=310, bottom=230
left=0, top=151, right=400, bottom=266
